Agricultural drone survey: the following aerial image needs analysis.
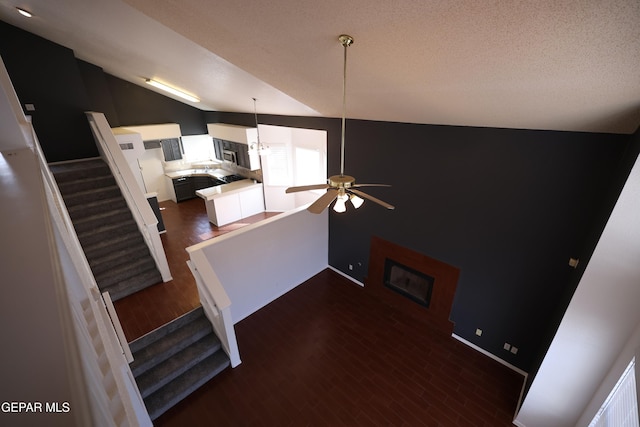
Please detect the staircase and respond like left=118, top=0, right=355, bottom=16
left=129, top=306, right=230, bottom=420
left=50, top=158, right=162, bottom=301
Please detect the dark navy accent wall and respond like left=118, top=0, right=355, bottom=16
left=208, top=112, right=634, bottom=372
left=104, top=74, right=206, bottom=135
left=76, top=59, right=120, bottom=127
left=0, top=20, right=98, bottom=162
left=1, top=20, right=207, bottom=161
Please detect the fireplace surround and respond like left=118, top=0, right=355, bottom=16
left=365, top=236, right=460, bottom=334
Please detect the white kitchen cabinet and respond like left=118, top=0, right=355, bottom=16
left=208, top=192, right=243, bottom=226
left=196, top=181, right=264, bottom=227
left=239, top=185, right=265, bottom=218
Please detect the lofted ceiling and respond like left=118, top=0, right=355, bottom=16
left=0, top=0, right=639, bottom=134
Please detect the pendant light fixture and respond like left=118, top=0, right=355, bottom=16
left=249, top=97, right=271, bottom=156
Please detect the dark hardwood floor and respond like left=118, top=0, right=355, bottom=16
left=114, top=197, right=524, bottom=426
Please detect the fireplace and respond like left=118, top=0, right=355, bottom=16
left=365, top=236, right=460, bottom=334
left=384, top=258, right=434, bottom=308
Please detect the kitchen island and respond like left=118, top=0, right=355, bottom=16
left=195, top=179, right=264, bottom=227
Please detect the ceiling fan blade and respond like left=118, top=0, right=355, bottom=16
left=351, top=183, right=391, bottom=188
left=308, top=189, right=339, bottom=214
left=285, top=183, right=330, bottom=193
left=348, top=188, right=395, bottom=210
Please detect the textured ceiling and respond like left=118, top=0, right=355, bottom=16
left=1, top=0, right=639, bottom=133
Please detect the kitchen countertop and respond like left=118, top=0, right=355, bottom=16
left=165, top=168, right=232, bottom=179
left=195, top=179, right=261, bottom=200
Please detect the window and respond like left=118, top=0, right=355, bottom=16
left=589, top=358, right=639, bottom=427
left=294, top=147, right=324, bottom=187
left=265, top=145, right=290, bottom=186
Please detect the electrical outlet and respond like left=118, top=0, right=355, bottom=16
left=475, top=328, right=483, bottom=337
left=503, top=343, right=511, bottom=351
left=510, top=346, right=518, bottom=355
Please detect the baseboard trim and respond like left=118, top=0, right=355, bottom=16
left=328, top=266, right=364, bottom=287
left=451, top=333, right=528, bottom=377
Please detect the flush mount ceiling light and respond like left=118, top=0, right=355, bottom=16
left=16, top=7, right=32, bottom=18
left=285, top=35, right=394, bottom=214
left=249, top=97, right=271, bottom=156
left=145, top=79, right=199, bottom=103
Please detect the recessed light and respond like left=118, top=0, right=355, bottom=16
left=16, top=7, right=33, bottom=18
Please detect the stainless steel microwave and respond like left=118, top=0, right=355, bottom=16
left=222, top=149, right=237, bottom=164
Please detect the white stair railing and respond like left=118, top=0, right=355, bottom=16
left=187, top=252, right=241, bottom=367
left=37, top=125, right=152, bottom=427
left=85, top=111, right=172, bottom=283
left=2, top=52, right=150, bottom=426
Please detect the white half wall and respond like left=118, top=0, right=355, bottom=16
left=514, top=152, right=640, bottom=427
left=187, top=207, right=328, bottom=323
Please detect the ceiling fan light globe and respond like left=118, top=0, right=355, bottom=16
left=350, top=194, right=364, bottom=209
left=333, top=198, right=347, bottom=213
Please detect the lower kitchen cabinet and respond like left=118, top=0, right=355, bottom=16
left=202, top=183, right=264, bottom=227
left=173, top=177, right=194, bottom=202
left=238, top=185, right=265, bottom=218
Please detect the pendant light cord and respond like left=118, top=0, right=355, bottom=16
left=253, top=97, right=261, bottom=148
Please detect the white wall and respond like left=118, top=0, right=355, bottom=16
left=0, top=149, right=78, bottom=427
left=260, top=124, right=327, bottom=212
left=515, top=152, right=640, bottom=427
left=188, top=207, right=328, bottom=323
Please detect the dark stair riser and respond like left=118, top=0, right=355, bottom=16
left=50, top=158, right=162, bottom=301
left=72, top=208, right=133, bottom=234
left=131, top=316, right=214, bottom=377
left=62, top=186, right=123, bottom=207
left=82, top=231, right=144, bottom=260
left=145, top=352, right=230, bottom=420
left=136, top=333, right=222, bottom=398
left=57, top=175, right=117, bottom=196
left=95, top=257, right=157, bottom=288
left=77, top=220, right=139, bottom=247
left=105, top=269, right=162, bottom=301
left=128, top=307, right=231, bottom=421
left=129, top=307, right=207, bottom=354
left=51, top=162, right=111, bottom=183
left=68, top=197, right=128, bottom=220
left=89, top=242, right=150, bottom=275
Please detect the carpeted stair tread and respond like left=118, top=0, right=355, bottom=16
left=89, top=242, right=150, bottom=275
left=72, top=207, right=132, bottom=230
left=101, top=268, right=162, bottom=301
left=67, top=196, right=128, bottom=220
left=130, top=315, right=213, bottom=377
left=129, top=307, right=206, bottom=354
left=136, top=333, right=222, bottom=398
left=143, top=350, right=230, bottom=420
left=61, top=185, right=122, bottom=206
left=77, top=219, right=139, bottom=247
left=49, top=158, right=110, bottom=182
left=50, top=157, right=163, bottom=302
left=56, top=175, right=117, bottom=196
left=95, top=256, right=157, bottom=288
left=82, top=230, right=144, bottom=259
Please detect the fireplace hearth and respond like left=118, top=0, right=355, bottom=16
left=365, top=236, right=460, bottom=334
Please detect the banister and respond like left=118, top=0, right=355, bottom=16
left=85, top=111, right=172, bottom=283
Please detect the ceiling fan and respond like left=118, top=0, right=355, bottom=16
left=285, top=34, right=395, bottom=214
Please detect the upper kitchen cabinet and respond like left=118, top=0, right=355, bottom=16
left=161, top=138, right=183, bottom=162
left=207, top=123, right=260, bottom=171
